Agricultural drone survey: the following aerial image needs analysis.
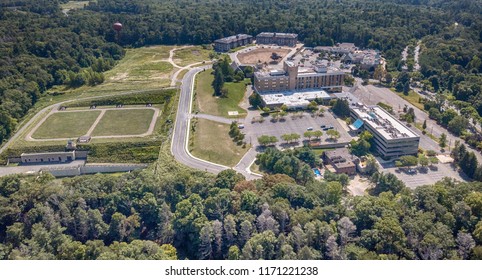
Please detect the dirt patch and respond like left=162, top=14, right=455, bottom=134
left=109, top=72, right=128, bottom=82
left=237, top=48, right=291, bottom=65
left=347, top=175, right=372, bottom=196
left=192, top=50, right=200, bottom=56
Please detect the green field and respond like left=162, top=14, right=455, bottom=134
left=92, top=109, right=155, bottom=136
left=32, top=111, right=101, bottom=139
left=391, top=88, right=425, bottom=111
left=195, top=70, right=248, bottom=117
left=173, top=46, right=213, bottom=67
left=190, top=118, right=249, bottom=167
left=60, top=1, right=91, bottom=10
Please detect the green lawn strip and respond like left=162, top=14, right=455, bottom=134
left=92, top=109, right=155, bottom=136
left=173, top=46, right=213, bottom=67
left=391, top=88, right=425, bottom=111
left=190, top=118, right=248, bottom=167
left=32, top=111, right=101, bottom=139
left=312, top=148, right=335, bottom=157
left=60, top=1, right=90, bottom=10
left=195, top=70, right=247, bottom=117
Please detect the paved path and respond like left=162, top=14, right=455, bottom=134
left=86, top=110, right=106, bottom=136
left=0, top=160, right=86, bottom=177
left=192, top=113, right=233, bottom=125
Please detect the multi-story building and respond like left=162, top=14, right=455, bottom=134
left=256, top=32, right=298, bottom=47
left=350, top=104, right=420, bottom=158
left=214, top=34, right=253, bottom=52
left=254, top=61, right=344, bottom=93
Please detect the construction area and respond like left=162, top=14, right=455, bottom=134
left=237, top=47, right=292, bottom=65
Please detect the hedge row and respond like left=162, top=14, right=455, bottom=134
left=67, top=89, right=176, bottom=107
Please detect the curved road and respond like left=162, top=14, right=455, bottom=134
left=170, top=67, right=261, bottom=180
left=171, top=67, right=230, bottom=174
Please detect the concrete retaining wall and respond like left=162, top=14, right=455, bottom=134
left=42, top=164, right=148, bottom=177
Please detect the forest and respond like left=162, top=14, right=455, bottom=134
left=1, top=0, right=481, bottom=143
left=0, top=150, right=481, bottom=260
left=0, top=0, right=481, bottom=260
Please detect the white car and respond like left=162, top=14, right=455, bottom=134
left=307, top=127, right=313, bottom=131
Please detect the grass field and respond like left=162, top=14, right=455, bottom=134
left=60, top=1, right=91, bottom=10
left=391, top=88, right=425, bottom=111
left=92, top=109, right=155, bottom=136
left=195, top=70, right=248, bottom=117
left=32, top=111, right=101, bottom=139
left=173, top=46, right=213, bottom=67
left=103, top=46, right=174, bottom=90
left=190, top=119, right=249, bottom=167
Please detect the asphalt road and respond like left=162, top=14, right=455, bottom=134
left=170, top=67, right=261, bottom=180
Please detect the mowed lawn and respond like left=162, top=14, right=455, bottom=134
left=32, top=111, right=100, bottom=139
left=195, top=70, right=248, bottom=117
left=191, top=119, right=249, bottom=167
left=392, top=88, right=425, bottom=111
left=92, top=109, right=155, bottom=136
left=173, top=46, right=213, bottom=67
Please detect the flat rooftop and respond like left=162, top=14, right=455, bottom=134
left=261, top=89, right=332, bottom=107
left=215, top=34, right=252, bottom=44
left=257, top=32, right=298, bottom=39
left=351, top=105, right=418, bottom=140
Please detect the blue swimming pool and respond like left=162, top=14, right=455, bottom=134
left=313, top=169, right=321, bottom=176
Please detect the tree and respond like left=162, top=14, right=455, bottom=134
left=338, top=217, right=356, bottom=259
left=399, top=155, right=418, bottom=167
left=326, top=129, right=340, bottom=141
left=303, top=131, right=314, bottom=141
left=312, top=130, right=323, bottom=140
left=370, top=172, right=406, bottom=195
left=418, top=155, right=429, bottom=167
left=447, top=116, right=469, bottom=136
left=332, top=99, right=350, bottom=118
left=422, top=119, right=427, bottom=130
left=212, top=68, right=224, bottom=96
left=439, top=133, right=447, bottom=150
left=403, top=81, right=410, bottom=95
left=350, top=136, right=371, bottom=157
left=228, top=245, right=240, bottom=260
left=460, top=152, right=478, bottom=178
left=456, top=232, right=475, bottom=259
left=258, top=135, right=278, bottom=146
left=307, top=101, right=318, bottom=112
left=249, top=92, right=263, bottom=109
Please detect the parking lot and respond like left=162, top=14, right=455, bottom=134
left=243, top=108, right=352, bottom=149
left=377, top=159, right=467, bottom=189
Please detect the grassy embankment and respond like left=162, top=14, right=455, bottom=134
left=172, top=46, right=213, bottom=67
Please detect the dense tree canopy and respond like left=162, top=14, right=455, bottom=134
left=0, top=157, right=481, bottom=260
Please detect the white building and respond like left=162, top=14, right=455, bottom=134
left=350, top=105, right=420, bottom=158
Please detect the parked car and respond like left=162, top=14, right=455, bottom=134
left=238, top=124, right=245, bottom=129
left=307, top=127, right=313, bottom=131
left=320, top=125, right=326, bottom=128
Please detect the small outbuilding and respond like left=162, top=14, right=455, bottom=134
left=21, top=151, right=75, bottom=164
left=322, top=148, right=358, bottom=175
